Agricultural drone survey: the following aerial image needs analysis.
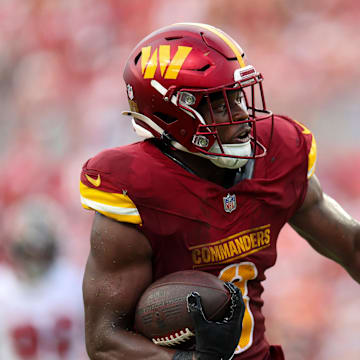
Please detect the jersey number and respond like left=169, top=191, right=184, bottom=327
left=219, top=262, right=257, bottom=354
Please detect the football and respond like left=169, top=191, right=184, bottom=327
left=134, top=270, right=231, bottom=347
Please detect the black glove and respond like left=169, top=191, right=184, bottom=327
left=186, top=282, right=245, bottom=360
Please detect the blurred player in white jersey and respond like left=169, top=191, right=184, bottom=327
left=0, top=196, right=86, bottom=360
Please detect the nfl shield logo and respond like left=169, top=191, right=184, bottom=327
left=223, top=193, right=237, bottom=213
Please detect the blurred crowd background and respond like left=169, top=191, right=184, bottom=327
left=0, top=0, right=359, bottom=359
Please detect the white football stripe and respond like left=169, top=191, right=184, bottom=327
left=80, top=196, right=140, bottom=216
left=307, top=160, right=316, bottom=179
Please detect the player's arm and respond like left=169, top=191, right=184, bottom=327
left=83, top=212, right=176, bottom=360
left=83, top=212, right=244, bottom=360
left=289, top=174, right=360, bottom=283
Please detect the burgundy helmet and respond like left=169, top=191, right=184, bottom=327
left=122, top=23, right=273, bottom=163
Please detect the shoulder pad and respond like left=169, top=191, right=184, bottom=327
left=268, top=115, right=317, bottom=179
left=79, top=147, right=142, bottom=224
left=290, top=118, right=317, bottom=178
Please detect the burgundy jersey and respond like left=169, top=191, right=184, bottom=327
left=80, top=115, right=316, bottom=359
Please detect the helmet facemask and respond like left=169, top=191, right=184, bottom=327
left=174, top=66, right=273, bottom=168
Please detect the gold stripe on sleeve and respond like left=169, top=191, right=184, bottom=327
left=79, top=181, right=142, bottom=224
left=307, top=136, right=317, bottom=179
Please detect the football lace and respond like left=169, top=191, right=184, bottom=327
left=152, top=327, right=195, bottom=347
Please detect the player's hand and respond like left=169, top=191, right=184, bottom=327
left=187, top=282, right=245, bottom=360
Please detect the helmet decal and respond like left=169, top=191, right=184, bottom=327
left=141, top=45, right=192, bottom=79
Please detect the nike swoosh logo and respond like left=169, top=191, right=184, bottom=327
left=85, top=174, right=101, bottom=187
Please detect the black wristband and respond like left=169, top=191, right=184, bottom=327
left=173, top=350, right=194, bottom=360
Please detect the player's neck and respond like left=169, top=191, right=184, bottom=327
left=162, top=144, right=240, bottom=188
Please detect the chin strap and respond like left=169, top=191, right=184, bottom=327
left=122, top=110, right=249, bottom=170
left=172, top=140, right=250, bottom=170
left=208, top=142, right=251, bottom=169
left=121, top=111, right=164, bottom=139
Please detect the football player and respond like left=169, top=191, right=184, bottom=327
left=79, top=23, right=360, bottom=360
left=0, top=196, right=86, bottom=360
